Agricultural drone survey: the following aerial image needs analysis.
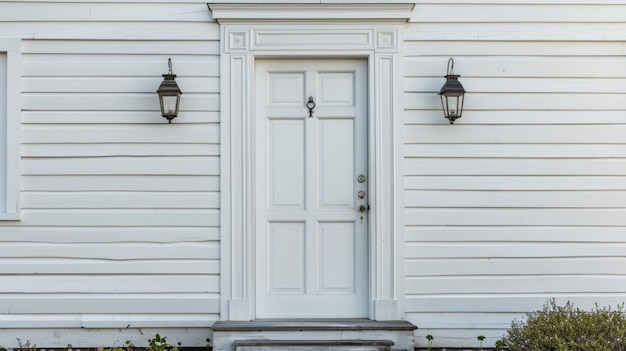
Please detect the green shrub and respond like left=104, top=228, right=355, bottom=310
left=499, top=299, right=626, bottom=351
left=147, top=334, right=181, bottom=351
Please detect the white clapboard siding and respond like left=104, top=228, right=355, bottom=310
left=0, top=258, right=219, bottom=275
left=409, top=312, right=517, bottom=329
left=0, top=1, right=221, bottom=343
left=405, top=144, right=626, bottom=158
left=405, top=175, right=626, bottom=191
left=406, top=41, right=626, bottom=57
left=406, top=276, right=626, bottom=295
left=405, top=159, right=626, bottom=176
left=22, top=54, right=219, bottom=77
left=404, top=2, right=626, bottom=349
left=17, top=210, right=219, bottom=226
left=406, top=294, right=626, bottom=314
left=406, top=77, right=626, bottom=94
left=0, top=227, right=219, bottom=242
left=22, top=175, right=220, bottom=191
left=407, top=92, right=626, bottom=111
left=0, top=314, right=216, bottom=329
left=23, top=93, right=217, bottom=111
left=22, top=111, right=220, bottom=124
left=22, top=144, right=220, bottom=157
left=405, top=226, right=626, bottom=242
left=405, top=125, right=626, bottom=144
left=21, top=192, right=220, bottom=209
left=22, top=40, right=219, bottom=55
left=405, top=110, right=626, bottom=125
left=411, top=4, right=626, bottom=23
left=405, top=190, right=626, bottom=208
left=406, top=243, right=626, bottom=259
left=22, top=157, right=219, bottom=175
left=0, top=275, right=219, bottom=293
left=405, top=57, right=626, bottom=78
left=0, top=3, right=212, bottom=22
left=0, top=22, right=217, bottom=40
left=22, top=77, right=220, bottom=94
left=404, top=23, right=626, bottom=41
left=23, top=125, right=219, bottom=143
left=405, top=209, right=626, bottom=226
left=405, top=257, right=626, bottom=276
left=0, top=242, right=219, bottom=259
left=0, top=294, right=219, bottom=314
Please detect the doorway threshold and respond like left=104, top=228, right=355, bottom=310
left=212, top=319, right=416, bottom=332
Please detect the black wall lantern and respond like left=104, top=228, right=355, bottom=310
left=438, top=58, right=466, bottom=124
left=157, top=58, right=183, bottom=123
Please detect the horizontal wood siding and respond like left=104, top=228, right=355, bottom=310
left=404, top=2, right=626, bottom=348
left=0, top=1, right=219, bottom=346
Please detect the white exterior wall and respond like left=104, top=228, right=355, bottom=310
left=404, top=2, right=626, bottom=349
left=0, top=1, right=625, bottom=349
left=0, top=1, right=220, bottom=348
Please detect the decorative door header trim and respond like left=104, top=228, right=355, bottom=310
left=208, top=3, right=414, bottom=23
left=224, top=26, right=400, bottom=53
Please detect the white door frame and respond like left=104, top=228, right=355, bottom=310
left=211, top=2, right=414, bottom=321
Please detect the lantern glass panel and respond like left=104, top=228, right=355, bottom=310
left=160, top=94, right=180, bottom=117
left=446, top=94, right=463, bottom=118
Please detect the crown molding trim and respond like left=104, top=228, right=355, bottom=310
left=208, top=3, right=415, bottom=23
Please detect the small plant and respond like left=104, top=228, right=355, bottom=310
left=494, top=339, right=507, bottom=350
left=147, top=334, right=181, bottom=351
left=425, top=334, right=434, bottom=351
left=102, top=339, right=134, bottom=351
left=477, top=335, right=485, bottom=350
left=499, top=299, right=626, bottom=351
left=16, top=339, right=37, bottom=351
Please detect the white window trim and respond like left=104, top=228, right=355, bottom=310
left=211, top=3, right=413, bottom=321
left=0, top=39, right=21, bottom=220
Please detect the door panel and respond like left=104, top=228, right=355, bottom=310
left=318, top=222, right=355, bottom=293
left=269, top=120, right=305, bottom=208
left=269, top=222, right=306, bottom=293
left=319, top=119, right=355, bottom=208
left=255, top=59, right=368, bottom=318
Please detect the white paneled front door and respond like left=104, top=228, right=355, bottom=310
left=255, top=59, right=368, bottom=318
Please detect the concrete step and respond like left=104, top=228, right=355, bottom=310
left=233, top=339, right=394, bottom=351
left=211, top=319, right=416, bottom=351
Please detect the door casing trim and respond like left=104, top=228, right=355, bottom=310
left=213, top=4, right=411, bottom=321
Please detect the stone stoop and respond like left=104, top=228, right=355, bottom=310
left=211, top=319, right=417, bottom=351
left=233, top=339, right=394, bottom=351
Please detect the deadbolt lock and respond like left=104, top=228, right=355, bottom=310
left=358, top=191, right=366, bottom=199
left=358, top=205, right=367, bottom=213
left=357, top=175, right=366, bottom=183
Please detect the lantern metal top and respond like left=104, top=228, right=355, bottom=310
left=438, top=58, right=465, bottom=96
left=157, top=58, right=181, bottom=93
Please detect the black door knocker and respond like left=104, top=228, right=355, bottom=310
left=307, top=96, right=316, bottom=118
